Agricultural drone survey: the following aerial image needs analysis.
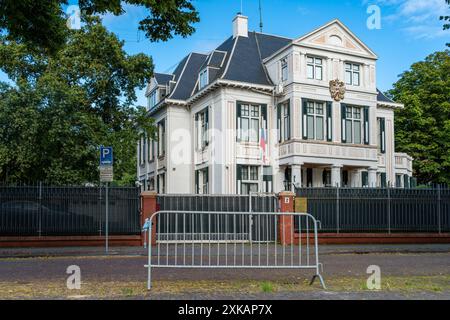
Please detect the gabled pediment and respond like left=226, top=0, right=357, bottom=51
left=294, top=19, right=377, bottom=59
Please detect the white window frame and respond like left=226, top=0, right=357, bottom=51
left=345, top=62, right=360, bottom=86
left=199, top=68, right=208, bottom=89
left=157, top=120, right=166, bottom=157
left=281, top=57, right=288, bottom=81
left=157, top=173, right=165, bottom=194
left=148, top=90, right=158, bottom=109
left=307, top=56, right=323, bottom=80
left=196, top=109, right=209, bottom=150
left=306, top=101, right=325, bottom=141
left=240, top=165, right=259, bottom=195
left=280, top=103, right=290, bottom=142
left=240, top=104, right=260, bottom=143
left=196, top=167, right=209, bottom=194
left=344, top=106, right=363, bottom=144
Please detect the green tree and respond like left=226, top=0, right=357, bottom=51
left=388, top=50, right=450, bottom=185
left=0, top=17, right=155, bottom=185
left=0, top=0, right=199, bottom=53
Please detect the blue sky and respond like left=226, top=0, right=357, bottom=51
left=2, top=0, right=449, bottom=107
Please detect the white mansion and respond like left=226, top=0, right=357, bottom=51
left=137, top=14, right=413, bottom=194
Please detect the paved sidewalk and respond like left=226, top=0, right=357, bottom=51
left=1, top=243, right=450, bottom=258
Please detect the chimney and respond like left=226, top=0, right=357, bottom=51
left=233, top=14, right=248, bottom=38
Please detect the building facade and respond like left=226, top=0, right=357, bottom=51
left=137, top=15, right=414, bottom=194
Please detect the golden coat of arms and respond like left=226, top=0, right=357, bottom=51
left=329, top=79, right=346, bottom=102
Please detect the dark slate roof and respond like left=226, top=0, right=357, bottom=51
left=154, top=73, right=173, bottom=86
left=255, top=32, right=291, bottom=60
left=154, top=31, right=293, bottom=101
left=169, top=52, right=208, bottom=100
left=377, top=89, right=395, bottom=103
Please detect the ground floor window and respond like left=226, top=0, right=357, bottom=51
left=237, top=165, right=259, bottom=195
left=157, top=173, right=165, bottom=194
left=395, top=174, right=402, bottom=188
left=147, top=177, right=155, bottom=191
left=195, top=167, right=209, bottom=194
left=262, top=166, right=273, bottom=193
left=322, top=169, right=331, bottom=187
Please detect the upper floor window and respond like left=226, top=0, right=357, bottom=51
left=307, top=56, right=323, bottom=80
left=345, top=63, right=360, bottom=86
left=306, top=101, right=325, bottom=140
left=148, top=90, right=158, bottom=109
left=196, top=108, right=209, bottom=150
left=377, top=117, right=386, bottom=153
left=199, top=68, right=208, bottom=89
left=157, top=119, right=166, bottom=157
left=281, top=57, right=288, bottom=81
left=238, top=104, right=260, bottom=143
left=344, top=106, right=362, bottom=144
left=277, top=102, right=290, bottom=143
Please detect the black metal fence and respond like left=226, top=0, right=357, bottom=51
left=295, top=187, right=450, bottom=233
left=0, top=184, right=141, bottom=236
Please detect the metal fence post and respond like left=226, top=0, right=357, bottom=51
left=437, top=185, right=441, bottom=234
left=336, top=187, right=340, bottom=234
left=387, top=186, right=391, bottom=234
left=38, top=181, right=42, bottom=237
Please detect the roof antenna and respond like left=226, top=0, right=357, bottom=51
left=259, top=0, right=263, bottom=33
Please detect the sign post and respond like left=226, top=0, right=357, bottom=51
left=100, top=146, right=113, bottom=254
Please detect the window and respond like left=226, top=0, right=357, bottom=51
left=157, top=173, right=165, bottom=193
left=148, top=90, right=158, bottom=109
left=157, top=120, right=166, bottom=157
left=307, top=56, right=323, bottom=80
left=148, top=178, right=155, bottom=191
left=278, top=102, right=290, bottom=142
left=195, top=167, right=209, bottom=194
left=239, top=104, right=260, bottom=143
left=147, top=137, right=155, bottom=162
left=323, top=170, right=331, bottom=187
left=196, top=108, right=209, bottom=150
left=199, top=68, right=208, bottom=89
left=344, top=106, right=363, bottom=144
left=237, top=165, right=259, bottom=195
left=377, top=117, right=386, bottom=153
left=281, top=57, right=288, bottom=81
left=138, top=134, right=145, bottom=165
left=345, top=63, right=360, bottom=86
left=306, top=101, right=325, bottom=140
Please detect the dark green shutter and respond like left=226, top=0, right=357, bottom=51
left=381, top=172, right=387, bottom=188
left=326, top=101, right=332, bottom=141
left=341, top=104, right=347, bottom=143
left=277, top=103, right=281, bottom=142
left=363, top=106, right=369, bottom=145
left=380, top=117, right=386, bottom=153
left=302, top=98, right=307, bottom=139
left=362, top=171, right=368, bottom=187
left=286, top=100, right=291, bottom=140
left=205, top=168, right=209, bottom=194
left=236, top=103, right=241, bottom=142
left=205, top=108, right=209, bottom=146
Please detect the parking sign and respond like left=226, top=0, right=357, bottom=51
left=100, top=146, right=113, bottom=165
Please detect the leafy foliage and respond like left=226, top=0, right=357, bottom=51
left=0, top=18, right=155, bottom=185
left=0, top=0, right=199, bottom=53
left=388, top=51, right=450, bottom=185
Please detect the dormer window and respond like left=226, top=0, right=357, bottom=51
left=199, top=68, right=208, bottom=89
left=148, top=90, right=158, bottom=109
left=281, top=57, right=288, bottom=81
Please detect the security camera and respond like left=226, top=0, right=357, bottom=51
left=135, top=181, right=142, bottom=187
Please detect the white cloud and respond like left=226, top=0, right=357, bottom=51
left=364, top=0, right=450, bottom=39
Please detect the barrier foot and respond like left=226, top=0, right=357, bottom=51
left=310, top=274, right=326, bottom=290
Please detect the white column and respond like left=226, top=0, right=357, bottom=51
left=331, top=165, right=342, bottom=187
left=368, top=167, right=378, bottom=188
left=291, top=164, right=302, bottom=190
